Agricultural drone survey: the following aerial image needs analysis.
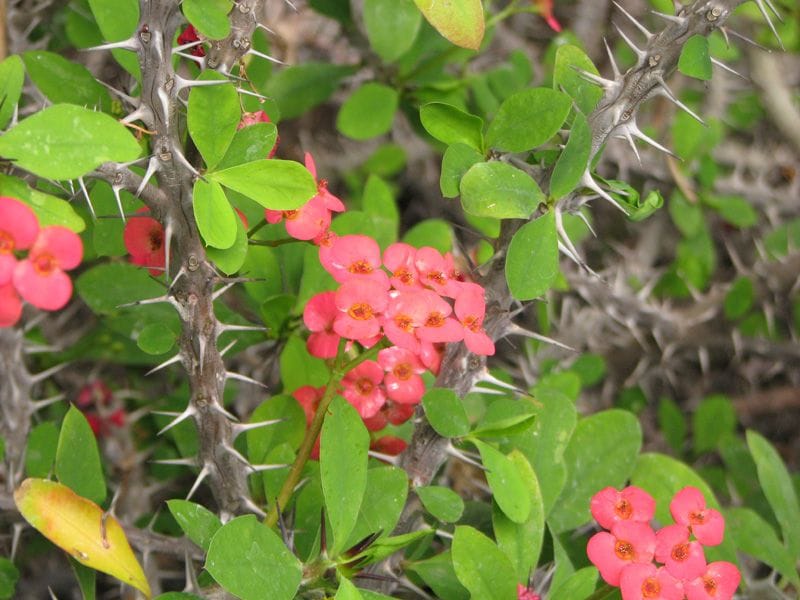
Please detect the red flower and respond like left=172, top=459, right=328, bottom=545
left=370, top=436, right=407, bottom=456
left=341, top=361, right=386, bottom=418
left=655, top=524, right=707, bottom=581
left=591, top=486, right=656, bottom=530
left=0, top=283, right=22, bottom=327
left=293, top=385, right=326, bottom=459
left=77, top=380, right=113, bottom=408
left=0, top=197, right=39, bottom=285
left=684, top=562, right=740, bottom=600
left=535, top=0, right=562, bottom=32
left=177, top=24, right=205, bottom=57
left=383, top=242, right=421, bottom=291
left=304, top=291, right=341, bottom=358
left=334, top=279, right=388, bottom=341
left=670, top=487, right=725, bottom=547
left=619, top=564, right=683, bottom=600
left=377, top=346, right=426, bottom=404
left=324, top=234, right=389, bottom=287
left=454, top=282, right=495, bottom=356
left=123, top=208, right=165, bottom=275
left=415, top=246, right=463, bottom=297
left=13, top=226, right=82, bottom=311
left=516, top=584, right=541, bottom=600
left=587, top=521, right=657, bottom=586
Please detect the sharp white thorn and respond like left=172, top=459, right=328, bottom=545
left=77, top=177, right=96, bottom=218
left=151, top=457, right=198, bottom=467
left=217, top=322, right=268, bottom=335
left=613, top=23, right=647, bottom=63
left=580, top=171, right=629, bottom=215
left=617, top=128, right=642, bottom=163
left=505, top=323, right=577, bottom=352
left=116, top=294, right=172, bottom=308
left=163, top=218, right=173, bottom=281
left=96, top=79, right=137, bottom=104
left=656, top=79, right=706, bottom=125
left=83, top=38, right=138, bottom=52
left=31, top=394, right=65, bottom=412
left=121, top=106, right=150, bottom=125
left=246, top=48, right=285, bottom=65
left=174, top=75, right=231, bottom=92
left=603, top=38, right=621, bottom=79
left=612, top=1, right=652, bottom=39
left=236, top=87, right=269, bottom=100
left=242, top=498, right=266, bottom=518
left=209, top=402, right=239, bottom=422
left=248, top=462, right=291, bottom=472
left=752, top=0, right=784, bottom=49
left=722, top=27, right=770, bottom=51
left=226, top=371, right=269, bottom=389
left=572, top=66, right=618, bottom=90
left=710, top=57, right=747, bottom=80
left=186, top=466, right=209, bottom=501
left=111, top=185, right=126, bottom=222
left=625, top=122, right=679, bottom=159
left=650, top=10, right=687, bottom=25
left=31, top=362, right=69, bottom=384
left=136, top=157, right=159, bottom=197
left=255, top=22, right=276, bottom=34
left=231, top=419, right=284, bottom=438
left=197, top=335, right=206, bottom=373
left=173, top=40, right=204, bottom=53
left=445, top=444, right=487, bottom=471
left=173, top=147, right=201, bottom=177
left=157, top=405, right=197, bottom=436
left=174, top=51, right=205, bottom=64
left=213, top=282, right=236, bottom=301
left=219, top=339, right=237, bottom=357
left=145, top=353, right=182, bottom=376
left=222, top=443, right=252, bottom=467
left=156, top=87, right=171, bottom=126
left=11, top=523, right=25, bottom=562
left=367, top=451, right=400, bottom=465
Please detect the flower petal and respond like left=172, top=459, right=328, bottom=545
left=0, top=196, right=40, bottom=249
left=13, top=261, right=73, bottom=310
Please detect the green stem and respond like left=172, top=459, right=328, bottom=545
left=247, top=218, right=267, bottom=237
left=264, top=341, right=386, bottom=528
left=248, top=238, right=303, bottom=247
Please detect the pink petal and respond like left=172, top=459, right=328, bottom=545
left=265, top=209, right=284, bottom=224
left=0, top=254, right=16, bottom=286
left=0, top=283, right=23, bottom=327
left=304, top=152, right=318, bottom=179
left=684, top=562, right=740, bottom=600
left=384, top=372, right=425, bottom=404
left=31, top=226, right=83, bottom=270
left=418, top=316, right=464, bottom=343
left=285, top=197, right=331, bottom=240
left=333, top=312, right=381, bottom=340
left=418, top=342, right=443, bottom=374
left=454, top=282, right=487, bottom=321
left=0, top=196, right=40, bottom=250
left=620, top=564, right=684, bottom=600
left=670, top=487, right=707, bottom=525
left=691, top=509, right=725, bottom=546
left=591, top=486, right=656, bottom=530
left=464, top=329, right=495, bottom=355
left=307, top=331, right=340, bottom=358
left=304, top=291, right=338, bottom=332
left=587, top=531, right=628, bottom=586
left=656, top=524, right=706, bottom=581
left=377, top=346, right=424, bottom=373
left=13, top=260, right=73, bottom=311
left=335, top=279, right=389, bottom=314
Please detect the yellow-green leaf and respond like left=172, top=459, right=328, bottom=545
left=14, top=478, right=151, bottom=598
left=413, top=0, right=484, bottom=50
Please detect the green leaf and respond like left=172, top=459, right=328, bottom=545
left=206, top=214, right=249, bottom=274
left=747, top=430, right=800, bottom=557
left=279, top=335, right=330, bottom=391
left=724, top=276, right=754, bottom=320
left=679, top=35, right=713, bottom=81
left=22, top=51, right=111, bottom=112
left=692, top=395, right=736, bottom=455
left=657, top=397, right=687, bottom=454
left=0, top=104, right=140, bottom=180
left=420, top=103, right=484, bottom=151
left=247, top=395, right=306, bottom=465
left=413, top=0, right=485, bottom=50
left=417, top=486, right=465, bottom=523
left=473, top=440, right=530, bottom=523
left=188, top=72, right=240, bottom=169
left=69, top=556, right=96, bottom=600
left=548, top=567, right=598, bottom=600
left=460, top=161, right=543, bottom=219
left=206, top=515, right=302, bottom=600
left=335, top=577, right=364, bottom=600
left=403, top=219, right=454, bottom=253
left=486, top=88, right=572, bottom=152
left=422, top=388, right=470, bottom=438
left=0, top=56, right=25, bottom=129
left=549, top=410, right=641, bottom=533
left=136, top=322, right=177, bottom=355
left=25, top=422, right=58, bottom=478
left=725, top=507, right=800, bottom=587
left=265, top=63, right=355, bottom=120
left=167, top=499, right=223, bottom=552
left=704, top=194, right=758, bottom=228
left=362, top=175, right=399, bottom=249
left=216, top=122, right=278, bottom=171
left=337, top=83, right=398, bottom=140
left=0, top=558, right=19, bottom=600
left=193, top=179, right=238, bottom=249
left=344, top=467, right=409, bottom=550
left=550, top=113, right=591, bottom=200
left=363, top=0, right=421, bottom=62
left=553, top=45, right=603, bottom=115
left=321, top=396, right=370, bottom=556
left=440, top=143, right=484, bottom=198
left=209, top=159, right=317, bottom=210
left=55, top=406, right=106, bottom=504
left=0, top=174, right=85, bottom=232
left=183, top=0, right=232, bottom=39
left=451, top=526, right=517, bottom=600
left=492, top=451, right=545, bottom=583
left=86, top=0, right=140, bottom=77
left=505, top=211, right=558, bottom=300
left=76, top=263, right=166, bottom=315
left=407, top=551, right=469, bottom=600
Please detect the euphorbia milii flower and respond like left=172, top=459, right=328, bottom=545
left=324, top=234, right=389, bottom=287
left=341, top=360, right=386, bottom=418
left=415, top=246, right=462, bottom=297
left=124, top=208, right=165, bottom=275
left=13, top=226, right=82, bottom=311
left=591, top=486, right=656, bottom=530
left=418, top=342, right=444, bottom=375
left=0, top=197, right=39, bottom=285
left=619, top=564, right=684, bottom=600
left=370, top=436, right=407, bottom=456
left=304, top=152, right=345, bottom=213
left=655, top=524, right=707, bottom=581
left=177, top=24, right=205, bottom=56
left=516, top=584, right=541, bottom=600
left=293, top=386, right=325, bottom=459
left=377, top=346, right=426, bottom=404
left=0, top=283, right=22, bottom=327
left=334, top=279, right=388, bottom=340
left=683, top=562, right=740, bottom=600
left=412, top=289, right=463, bottom=343
left=587, top=520, right=657, bottom=586
left=304, top=291, right=341, bottom=358
left=454, top=283, right=495, bottom=356
left=266, top=196, right=331, bottom=241
left=383, top=242, right=421, bottom=290
left=669, top=487, right=725, bottom=546
left=77, top=380, right=113, bottom=408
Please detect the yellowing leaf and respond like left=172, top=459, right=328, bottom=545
left=14, top=478, right=151, bottom=598
left=413, top=0, right=484, bottom=50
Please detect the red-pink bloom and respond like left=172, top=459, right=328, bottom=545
left=370, top=436, right=407, bottom=456
left=77, top=380, right=113, bottom=408
left=383, top=242, right=421, bottom=291
left=363, top=399, right=416, bottom=431
left=683, top=562, right=740, bottom=600
left=266, top=195, right=332, bottom=241
left=414, top=247, right=462, bottom=297
left=124, top=208, right=165, bottom=275
left=304, top=152, right=345, bottom=213
left=535, top=0, right=562, bottom=32
left=670, top=487, right=725, bottom=547
left=516, top=584, right=540, bottom=600
left=655, top=524, right=707, bottom=581
left=619, top=564, right=684, bottom=600
left=177, top=24, right=205, bottom=57
left=377, top=346, right=426, bottom=404
left=0, top=197, right=39, bottom=286
left=587, top=521, right=657, bottom=586
left=13, top=226, right=82, bottom=311
left=334, top=279, right=388, bottom=340
left=591, top=486, right=656, bottom=531
left=418, top=342, right=444, bottom=375
left=293, top=385, right=325, bottom=459
left=383, top=291, right=422, bottom=353
left=324, top=234, right=389, bottom=287
left=412, top=289, right=463, bottom=343
left=341, top=360, right=386, bottom=418
left=454, top=283, right=495, bottom=355
left=0, top=283, right=22, bottom=327
left=303, top=291, right=341, bottom=358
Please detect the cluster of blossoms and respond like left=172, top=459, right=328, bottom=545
left=587, top=486, right=740, bottom=600
left=0, top=197, right=83, bottom=327
left=76, top=380, right=126, bottom=438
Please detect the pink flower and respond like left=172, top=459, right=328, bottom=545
left=363, top=400, right=416, bottom=431
left=383, top=242, right=421, bottom=290
left=412, top=289, right=463, bottom=344
left=304, top=152, right=345, bottom=213
left=383, top=291, right=423, bottom=353
left=266, top=195, right=332, bottom=241
left=293, top=385, right=325, bottom=460
left=670, top=487, right=725, bottom=547
left=0, top=197, right=39, bottom=285
left=324, top=234, right=389, bottom=287
left=415, top=247, right=462, bottom=297
left=77, top=380, right=113, bottom=408
left=341, top=361, right=386, bottom=418
left=619, top=564, right=683, bottom=600
left=535, top=0, right=562, bottom=32
left=13, top=226, right=82, bottom=311
left=516, top=584, right=540, bottom=600
left=684, top=562, right=740, bottom=600
left=370, top=436, right=407, bottom=456
left=333, top=279, right=388, bottom=341
left=655, top=524, right=707, bottom=581
left=124, top=208, right=165, bottom=275
left=418, top=342, right=444, bottom=375
left=587, top=521, right=657, bottom=586
left=0, top=283, right=22, bottom=327
left=378, top=346, right=426, bottom=404
left=591, top=486, right=656, bottom=530
left=303, top=291, right=341, bottom=358
left=454, top=283, right=495, bottom=356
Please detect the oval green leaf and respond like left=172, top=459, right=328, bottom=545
left=0, top=55, right=26, bottom=129
left=460, top=161, right=543, bottom=219
left=553, top=45, right=603, bottom=115
left=422, top=388, right=470, bottom=438
left=440, top=143, right=484, bottom=198
left=416, top=485, right=465, bottom=523
left=420, top=103, right=484, bottom=151
left=209, top=159, right=317, bottom=210
left=188, top=72, right=240, bottom=169
left=167, top=499, right=222, bottom=552
left=550, top=113, right=591, bottom=200
left=679, top=34, right=712, bottom=81
left=136, top=322, right=177, bottom=355
left=23, top=51, right=111, bottom=111
left=473, top=440, right=530, bottom=524
left=505, top=211, right=559, bottom=300
left=183, top=0, right=232, bottom=39
left=55, top=406, right=106, bottom=504
left=413, top=0, right=484, bottom=50
left=486, top=88, right=572, bottom=152
left=337, top=83, right=398, bottom=140
left=193, top=179, right=237, bottom=249
left=451, top=526, right=516, bottom=600
left=364, top=0, right=421, bottom=62
left=206, top=214, right=249, bottom=274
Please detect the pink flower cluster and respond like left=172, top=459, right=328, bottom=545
left=1, top=197, right=83, bottom=327
left=587, top=486, right=740, bottom=600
